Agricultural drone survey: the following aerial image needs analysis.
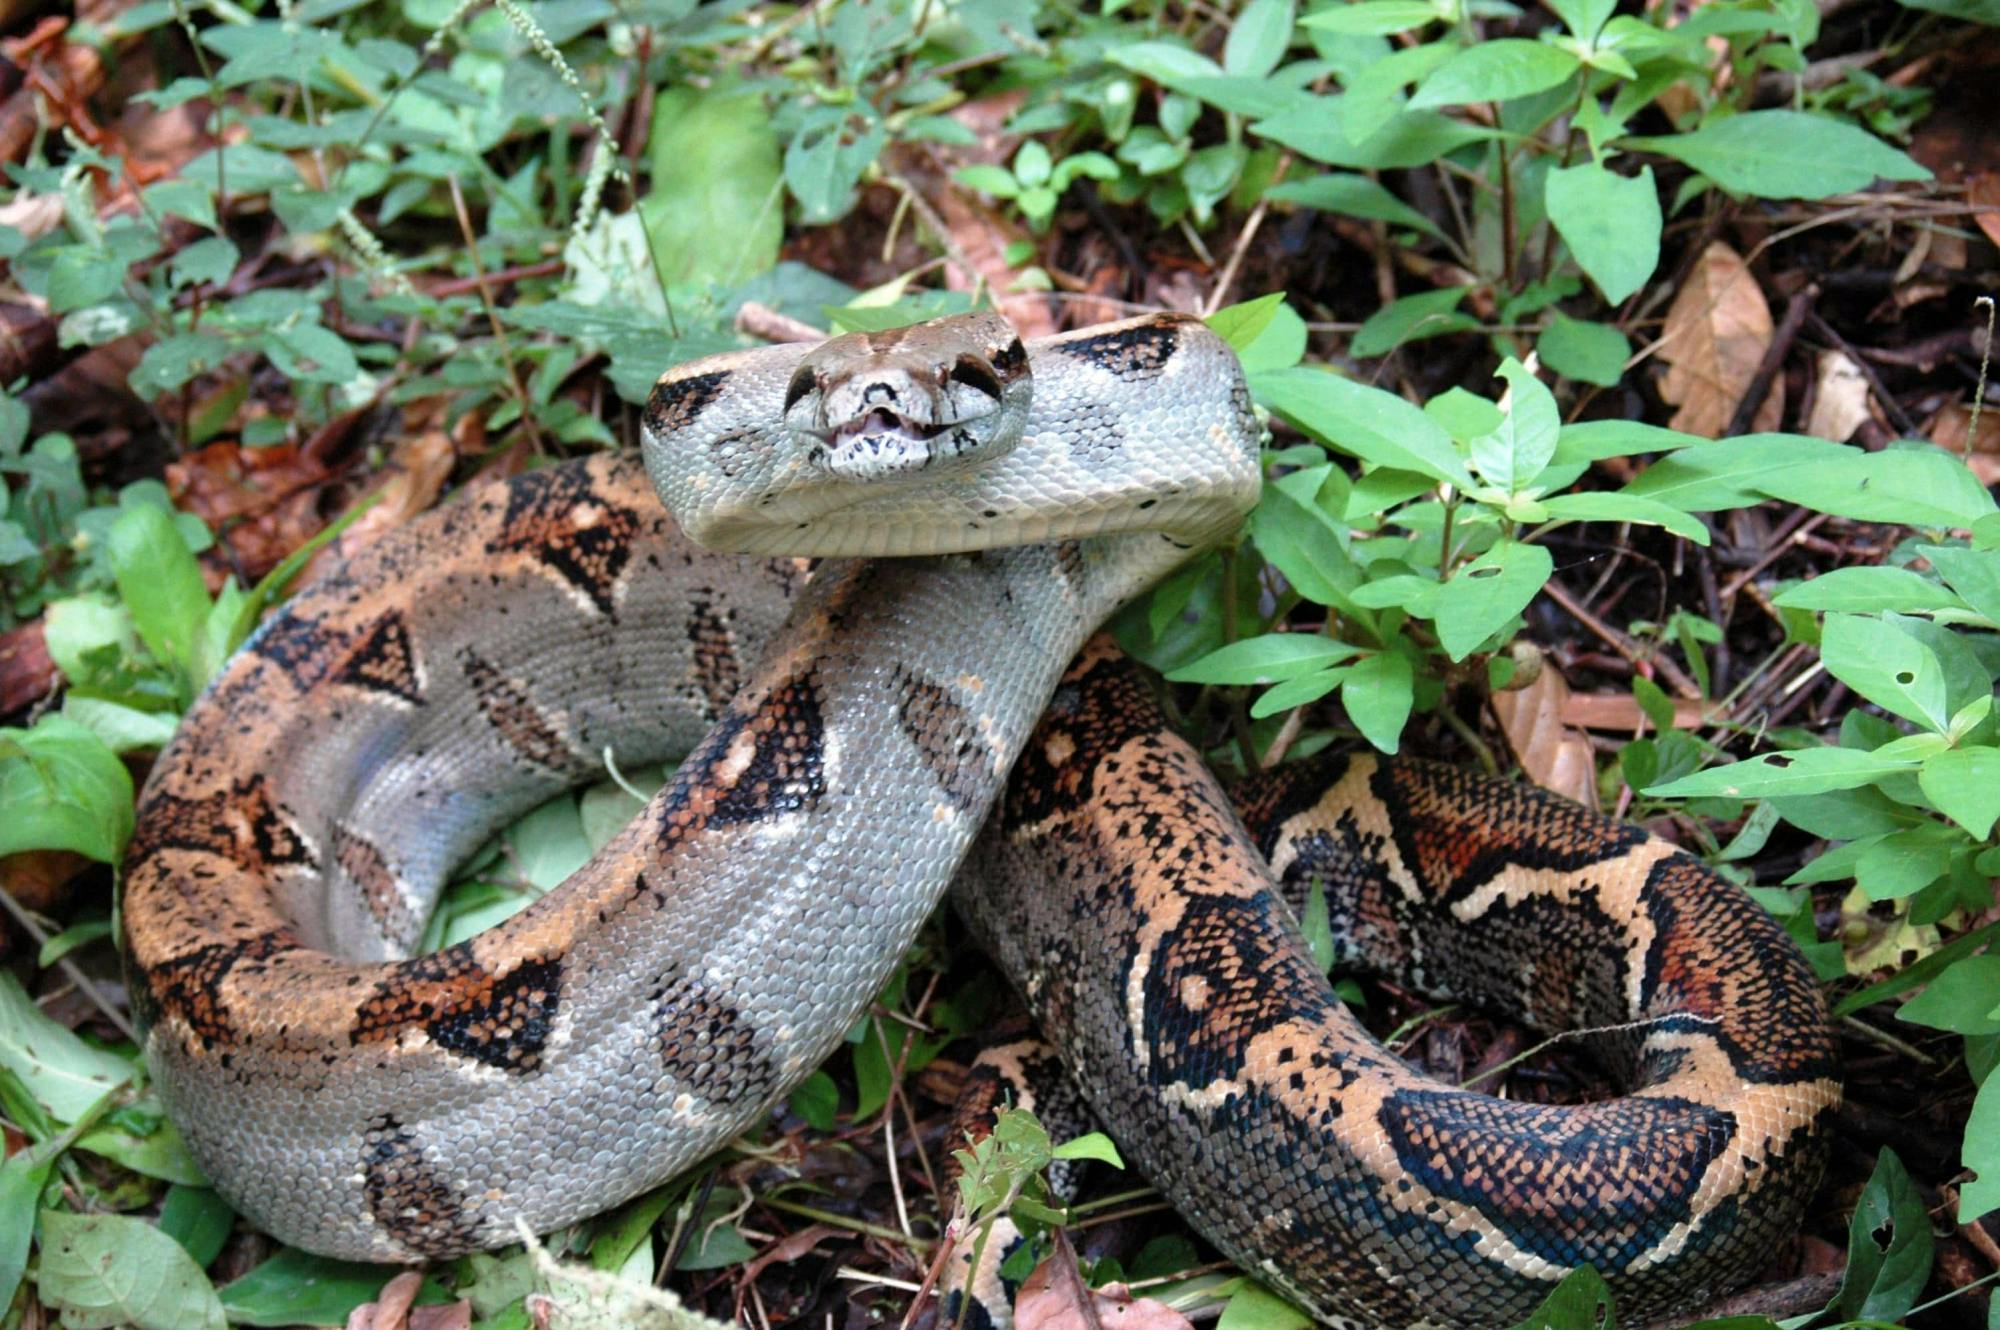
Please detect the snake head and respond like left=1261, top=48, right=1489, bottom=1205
left=784, top=314, right=1033, bottom=485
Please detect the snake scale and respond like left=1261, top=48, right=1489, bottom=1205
left=120, top=312, right=1839, bottom=1327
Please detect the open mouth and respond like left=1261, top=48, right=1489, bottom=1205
left=828, top=409, right=947, bottom=448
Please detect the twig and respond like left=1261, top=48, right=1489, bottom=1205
left=1541, top=578, right=1703, bottom=700
left=1724, top=285, right=1815, bottom=438
left=446, top=174, right=546, bottom=453
left=0, top=888, right=136, bottom=1043
left=1203, top=152, right=1293, bottom=318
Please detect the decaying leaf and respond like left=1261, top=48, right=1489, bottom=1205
left=1013, top=1258, right=1197, bottom=1330
left=1841, top=885, right=1941, bottom=976
left=1804, top=349, right=1874, bottom=443
left=1491, top=655, right=1601, bottom=810
left=1560, top=691, right=1714, bottom=732
left=1927, top=400, right=2000, bottom=486
left=1656, top=242, right=1781, bottom=439
left=1971, top=171, right=2000, bottom=253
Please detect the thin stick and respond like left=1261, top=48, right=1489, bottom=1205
left=0, top=888, right=136, bottom=1043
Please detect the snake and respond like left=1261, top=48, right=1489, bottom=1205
left=118, top=311, right=1839, bottom=1327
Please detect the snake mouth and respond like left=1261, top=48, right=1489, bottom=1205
left=825, top=409, right=949, bottom=449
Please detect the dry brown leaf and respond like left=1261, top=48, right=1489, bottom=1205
left=1014, top=1259, right=1196, bottom=1330
left=1560, top=691, right=1713, bottom=733
left=326, top=430, right=458, bottom=563
left=409, top=1305, right=472, bottom=1330
left=346, top=1271, right=424, bottom=1330
left=1803, top=349, right=1873, bottom=443
left=0, top=848, right=91, bottom=916
left=1656, top=242, right=1781, bottom=438
left=0, top=620, right=56, bottom=716
left=1926, top=401, right=2000, bottom=486
left=1972, top=172, right=2000, bottom=252
left=1491, top=660, right=1600, bottom=810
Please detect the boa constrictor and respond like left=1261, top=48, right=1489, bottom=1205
left=120, top=312, right=1838, bottom=1328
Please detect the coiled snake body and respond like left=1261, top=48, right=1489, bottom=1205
left=121, top=313, right=1837, bottom=1326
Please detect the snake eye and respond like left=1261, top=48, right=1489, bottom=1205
left=948, top=354, right=1003, bottom=401
left=783, top=364, right=817, bottom=414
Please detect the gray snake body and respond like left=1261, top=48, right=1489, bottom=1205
left=120, top=312, right=1836, bottom=1325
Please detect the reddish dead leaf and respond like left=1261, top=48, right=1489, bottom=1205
left=346, top=1271, right=424, bottom=1330
left=1656, top=242, right=1781, bottom=439
left=0, top=620, right=56, bottom=716
left=1014, top=1258, right=1196, bottom=1330
left=1561, top=691, right=1714, bottom=733
left=1963, top=172, right=2000, bottom=252
left=1803, top=349, right=1873, bottom=443
left=738, top=1223, right=840, bottom=1284
left=1491, top=658, right=1601, bottom=810
left=322, top=429, right=458, bottom=565
left=0, top=848, right=92, bottom=916
left=1927, top=401, right=2000, bottom=486
left=409, top=1305, right=471, bottom=1330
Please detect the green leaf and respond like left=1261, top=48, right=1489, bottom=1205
left=1553, top=420, right=1702, bottom=464
left=1167, top=633, right=1361, bottom=685
left=1266, top=173, right=1445, bottom=240
left=1820, top=612, right=1948, bottom=733
left=0, top=715, right=134, bottom=863
left=169, top=236, right=240, bottom=289
left=1208, top=292, right=1286, bottom=352
left=784, top=106, right=886, bottom=224
left=1758, top=445, right=1996, bottom=529
left=1299, top=0, right=1441, bottom=32
left=1251, top=367, right=1476, bottom=488
left=0, top=972, right=133, bottom=1122
left=1538, top=491, right=1711, bottom=544
left=1544, top=162, right=1660, bottom=304
left=1217, top=1281, right=1314, bottom=1330
left=1251, top=100, right=1492, bottom=169
left=219, top=1249, right=450, bottom=1327
left=1434, top=539, right=1554, bottom=660
left=1625, top=110, right=1931, bottom=201
left=1823, top=1149, right=1933, bottom=1323
left=1344, top=650, right=1415, bottom=753
left=1898, top=956, right=2000, bottom=1034
left=1773, top=566, right=1965, bottom=614
left=1051, top=1131, right=1125, bottom=1166
left=37, top=1210, right=227, bottom=1330
left=1648, top=745, right=1923, bottom=798
left=1351, top=286, right=1477, bottom=358
left=108, top=503, right=213, bottom=699
left=1537, top=312, right=1630, bottom=387
left=1225, top=0, right=1296, bottom=77
left=1105, top=39, right=1227, bottom=87
left=1856, top=827, right=1953, bottom=901
left=641, top=81, right=783, bottom=287
left=1962, top=1074, right=2000, bottom=1221
left=1470, top=359, right=1560, bottom=492
left=1918, top=543, right=2000, bottom=625
left=1248, top=471, right=1360, bottom=608
left=790, top=1070, right=839, bottom=1131
left=1918, top=747, right=2000, bottom=838
left=1409, top=39, right=1582, bottom=109
left=156, top=1186, right=235, bottom=1268
left=1503, top=1264, right=1615, bottom=1330
left=1250, top=666, right=1351, bottom=719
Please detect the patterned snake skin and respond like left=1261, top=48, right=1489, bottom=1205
left=120, top=312, right=1836, bottom=1324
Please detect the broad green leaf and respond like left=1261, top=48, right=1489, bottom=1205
left=0, top=714, right=134, bottom=863
left=1250, top=666, right=1351, bottom=718
left=1503, top=1265, right=1615, bottom=1330
left=0, top=972, right=133, bottom=1122
left=1167, top=633, right=1361, bottom=685
left=1225, top=0, right=1296, bottom=77
left=1963, top=1074, right=2000, bottom=1221
left=1918, top=747, right=2000, bottom=838
left=155, top=1186, right=235, bottom=1268
left=1249, top=472, right=1360, bottom=608
left=1470, top=359, right=1560, bottom=492
left=1648, top=745, right=1923, bottom=798
left=1626, top=110, right=1930, bottom=201
left=1051, top=1131, right=1124, bottom=1165
left=1105, top=39, right=1227, bottom=86
left=1251, top=367, right=1476, bottom=488
left=1343, top=650, right=1414, bottom=753
left=1210, top=294, right=1309, bottom=373
left=640, top=81, right=782, bottom=286
left=784, top=106, right=886, bottom=224
left=1351, top=286, right=1477, bottom=358
left=1252, top=99, right=1492, bottom=169
left=108, top=502, right=213, bottom=698
left=267, top=324, right=360, bottom=386
left=1918, top=543, right=2000, bottom=625
left=1425, top=387, right=1504, bottom=444
left=1774, top=566, right=1965, bottom=614
left=1756, top=445, right=1996, bottom=530
left=220, top=1249, right=452, bottom=1327
left=1620, top=436, right=1870, bottom=513
left=1898, top=956, right=2000, bottom=1034
left=1553, top=420, right=1702, bottom=464
left=1208, top=292, right=1287, bottom=351
left=1537, top=312, right=1630, bottom=386
left=36, top=1210, right=227, bottom=1330
left=1299, top=0, right=1441, bottom=32
left=1822, top=1150, right=1933, bottom=1323
left=1433, top=540, right=1554, bottom=660
left=1546, top=0, right=1617, bottom=40
left=1266, top=173, right=1446, bottom=241
left=1820, top=613, right=1948, bottom=733
left=1544, top=162, right=1660, bottom=304
left=1538, top=491, right=1711, bottom=544
left=1409, top=39, right=1581, bottom=108
left=1217, top=1281, right=1314, bottom=1330
left=952, top=164, right=1018, bottom=198
left=1896, top=0, right=2000, bottom=21
left=1856, top=827, right=1953, bottom=901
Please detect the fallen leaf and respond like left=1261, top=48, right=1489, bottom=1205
left=324, top=429, right=458, bottom=564
left=347, top=1270, right=424, bottom=1330
left=1560, top=690, right=1713, bottom=732
left=1491, top=655, right=1601, bottom=810
left=1656, top=241, right=1781, bottom=439
left=410, top=1305, right=471, bottom=1330
left=0, top=848, right=91, bottom=916
left=0, top=620, right=56, bottom=716
left=1971, top=171, right=2000, bottom=252
left=1804, top=349, right=1873, bottom=443
left=1926, top=401, right=2000, bottom=486
left=1014, top=1259, right=1196, bottom=1330
left=1841, top=885, right=1940, bottom=976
